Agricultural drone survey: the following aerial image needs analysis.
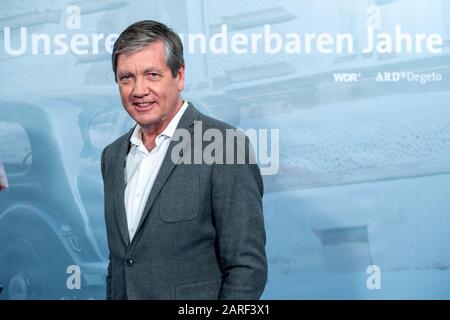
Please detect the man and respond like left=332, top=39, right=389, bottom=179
left=101, top=20, right=267, bottom=300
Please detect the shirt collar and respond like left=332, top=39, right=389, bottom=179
left=129, top=100, right=189, bottom=150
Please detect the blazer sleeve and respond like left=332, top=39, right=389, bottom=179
left=106, top=255, right=112, bottom=300
left=101, top=148, right=112, bottom=300
left=211, top=135, right=268, bottom=299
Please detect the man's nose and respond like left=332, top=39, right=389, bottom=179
left=132, top=77, right=149, bottom=98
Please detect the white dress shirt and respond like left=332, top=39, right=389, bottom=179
left=124, top=100, right=189, bottom=240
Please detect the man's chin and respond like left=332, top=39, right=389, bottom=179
left=127, top=108, right=159, bottom=124
left=134, top=115, right=164, bottom=129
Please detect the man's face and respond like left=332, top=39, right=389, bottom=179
left=116, top=41, right=185, bottom=130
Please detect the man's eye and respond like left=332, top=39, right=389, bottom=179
left=147, top=73, right=160, bottom=79
left=120, top=75, right=131, bottom=81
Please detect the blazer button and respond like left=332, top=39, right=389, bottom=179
left=125, top=258, right=134, bottom=266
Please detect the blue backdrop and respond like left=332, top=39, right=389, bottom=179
left=0, top=0, right=449, bottom=299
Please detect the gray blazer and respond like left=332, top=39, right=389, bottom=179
left=101, top=103, right=267, bottom=300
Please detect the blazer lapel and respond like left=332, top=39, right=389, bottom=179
left=114, top=127, right=134, bottom=246
left=134, top=103, right=199, bottom=237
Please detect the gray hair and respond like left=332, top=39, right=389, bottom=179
left=112, top=20, right=184, bottom=81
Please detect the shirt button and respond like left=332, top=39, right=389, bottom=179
left=125, top=258, right=134, bottom=267
left=136, top=193, right=141, bottom=198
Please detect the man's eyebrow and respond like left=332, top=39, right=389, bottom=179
left=142, top=67, right=163, bottom=74
left=117, top=70, right=134, bottom=77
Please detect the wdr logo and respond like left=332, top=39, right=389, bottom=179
left=333, top=73, right=361, bottom=83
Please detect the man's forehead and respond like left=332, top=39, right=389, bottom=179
left=119, top=41, right=165, bottom=60
left=117, top=42, right=167, bottom=70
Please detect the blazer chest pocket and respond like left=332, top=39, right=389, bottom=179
left=159, top=173, right=200, bottom=222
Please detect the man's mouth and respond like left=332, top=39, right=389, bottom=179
left=132, top=101, right=155, bottom=110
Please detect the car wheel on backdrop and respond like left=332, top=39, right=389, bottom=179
left=0, top=209, right=78, bottom=300
left=0, top=238, right=46, bottom=299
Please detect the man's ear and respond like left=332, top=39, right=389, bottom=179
left=177, top=64, right=185, bottom=91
